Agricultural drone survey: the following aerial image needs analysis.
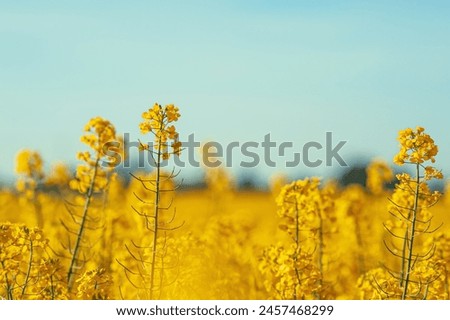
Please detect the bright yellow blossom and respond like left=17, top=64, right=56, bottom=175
left=394, top=126, right=439, bottom=165
left=70, top=117, right=119, bottom=194
left=139, top=103, right=182, bottom=159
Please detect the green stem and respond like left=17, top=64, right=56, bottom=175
left=67, top=158, right=100, bottom=291
left=50, top=273, right=55, bottom=300
left=402, top=163, right=420, bottom=300
left=20, top=239, right=33, bottom=298
left=399, top=226, right=409, bottom=287
left=1, top=261, right=14, bottom=300
left=149, top=135, right=162, bottom=299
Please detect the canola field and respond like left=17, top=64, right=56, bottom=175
left=1, top=104, right=449, bottom=300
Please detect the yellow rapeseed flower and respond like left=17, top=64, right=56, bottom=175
left=394, top=126, right=439, bottom=165
left=139, top=103, right=182, bottom=159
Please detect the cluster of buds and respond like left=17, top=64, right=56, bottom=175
left=139, top=103, right=182, bottom=160
left=69, top=117, right=120, bottom=194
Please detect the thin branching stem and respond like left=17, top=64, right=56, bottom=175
left=402, top=163, right=421, bottom=300
left=20, top=239, right=33, bottom=298
left=67, top=157, right=100, bottom=291
left=149, top=126, right=163, bottom=300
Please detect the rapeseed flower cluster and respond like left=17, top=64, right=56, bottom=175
left=70, top=117, right=119, bottom=194
left=393, top=126, right=439, bottom=165
left=360, top=127, right=444, bottom=299
left=139, top=103, right=182, bottom=159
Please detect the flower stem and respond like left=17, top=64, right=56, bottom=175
left=149, top=132, right=162, bottom=299
left=67, top=158, right=99, bottom=292
left=402, top=163, right=420, bottom=300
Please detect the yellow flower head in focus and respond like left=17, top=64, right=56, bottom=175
left=140, top=103, right=181, bottom=160
left=393, top=126, right=439, bottom=165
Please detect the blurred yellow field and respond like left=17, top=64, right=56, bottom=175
left=1, top=106, right=448, bottom=300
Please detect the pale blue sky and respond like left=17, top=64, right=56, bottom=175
left=1, top=1, right=449, bottom=184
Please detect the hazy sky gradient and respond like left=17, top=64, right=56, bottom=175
left=1, top=1, right=449, bottom=184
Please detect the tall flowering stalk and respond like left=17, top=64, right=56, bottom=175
left=121, top=103, right=182, bottom=299
left=389, top=127, right=443, bottom=299
left=66, top=117, right=119, bottom=291
left=360, top=127, right=443, bottom=299
left=260, top=178, right=335, bottom=299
